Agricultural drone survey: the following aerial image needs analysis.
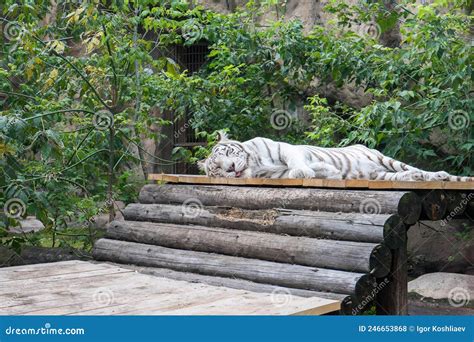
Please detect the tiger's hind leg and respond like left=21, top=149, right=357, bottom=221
left=378, top=170, right=451, bottom=181
left=373, top=170, right=424, bottom=181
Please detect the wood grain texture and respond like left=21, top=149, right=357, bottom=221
left=148, top=174, right=474, bottom=190
left=93, top=239, right=376, bottom=300
left=0, top=261, right=340, bottom=316
left=106, top=220, right=391, bottom=277
left=138, top=184, right=421, bottom=225
left=123, top=204, right=406, bottom=249
left=119, top=263, right=355, bottom=315
left=376, top=236, right=408, bottom=315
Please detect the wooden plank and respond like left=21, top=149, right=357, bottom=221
left=444, top=182, right=474, bottom=190
left=0, top=272, right=157, bottom=313
left=5, top=273, right=192, bottom=315
left=148, top=174, right=474, bottom=190
left=345, top=179, right=369, bottom=188
left=323, top=179, right=347, bottom=188
left=158, top=293, right=339, bottom=316
left=302, top=179, right=324, bottom=187
left=67, top=282, right=338, bottom=316
left=148, top=174, right=179, bottom=182
left=367, top=181, right=394, bottom=189
left=0, top=261, right=340, bottom=316
left=0, top=268, right=134, bottom=292
left=0, top=260, right=115, bottom=282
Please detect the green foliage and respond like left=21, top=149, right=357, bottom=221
left=0, top=0, right=472, bottom=256
left=0, top=0, right=206, bottom=250
left=157, top=0, right=472, bottom=174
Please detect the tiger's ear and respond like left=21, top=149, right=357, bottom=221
left=197, top=158, right=208, bottom=175
left=216, top=130, right=230, bottom=142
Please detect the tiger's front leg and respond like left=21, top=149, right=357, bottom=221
left=309, top=162, right=343, bottom=179
left=288, top=167, right=316, bottom=179
left=285, top=156, right=317, bottom=179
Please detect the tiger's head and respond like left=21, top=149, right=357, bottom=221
left=198, top=131, right=251, bottom=178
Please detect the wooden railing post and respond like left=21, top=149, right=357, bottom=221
left=375, top=230, right=408, bottom=315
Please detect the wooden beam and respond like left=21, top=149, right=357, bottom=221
left=147, top=174, right=474, bottom=190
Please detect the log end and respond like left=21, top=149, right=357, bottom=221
left=397, top=192, right=422, bottom=225
left=369, top=244, right=392, bottom=278
left=340, top=295, right=356, bottom=315
left=382, top=215, right=406, bottom=249
left=354, top=274, right=377, bottom=302
left=421, top=190, right=448, bottom=221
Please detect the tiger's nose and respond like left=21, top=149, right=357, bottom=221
left=227, top=163, right=235, bottom=172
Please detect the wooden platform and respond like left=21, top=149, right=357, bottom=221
left=149, top=174, right=474, bottom=190
left=0, top=261, right=340, bottom=315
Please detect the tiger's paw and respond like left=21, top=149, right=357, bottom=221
left=288, top=168, right=316, bottom=179
left=426, top=171, right=451, bottom=181
left=401, top=171, right=426, bottom=181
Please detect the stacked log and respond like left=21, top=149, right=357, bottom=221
left=139, top=184, right=422, bottom=225
left=124, top=204, right=406, bottom=249
left=105, top=220, right=392, bottom=277
left=93, top=239, right=376, bottom=301
left=93, top=183, right=434, bottom=315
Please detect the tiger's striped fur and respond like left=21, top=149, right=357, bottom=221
left=198, top=133, right=473, bottom=182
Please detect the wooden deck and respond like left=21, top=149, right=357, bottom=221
left=0, top=261, right=340, bottom=315
left=149, top=174, right=474, bottom=190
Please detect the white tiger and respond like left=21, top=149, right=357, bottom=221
left=198, top=132, right=473, bottom=181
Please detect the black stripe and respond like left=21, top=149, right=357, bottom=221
left=274, top=169, right=288, bottom=178
left=317, top=149, right=340, bottom=169
left=340, top=153, right=352, bottom=179
left=262, top=140, right=273, bottom=160
left=277, top=144, right=285, bottom=165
